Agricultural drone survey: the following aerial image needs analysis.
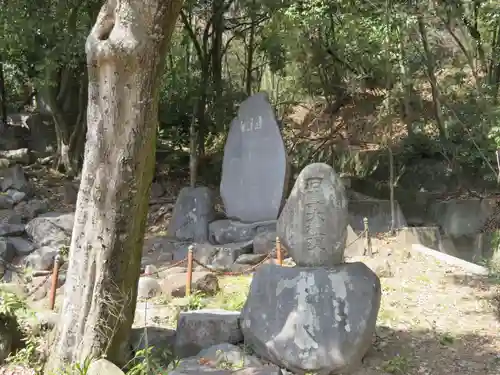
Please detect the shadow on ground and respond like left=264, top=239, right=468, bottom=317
left=359, top=326, right=500, bottom=375
left=128, top=325, right=499, bottom=375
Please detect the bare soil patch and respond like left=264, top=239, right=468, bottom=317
left=349, top=238, right=500, bottom=375
left=133, top=235, right=500, bottom=375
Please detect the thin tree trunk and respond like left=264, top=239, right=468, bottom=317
left=398, top=23, right=413, bottom=137
left=0, top=61, right=7, bottom=133
left=389, top=147, right=395, bottom=235
left=211, top=0, right=224, bottom=126
left=417, top=13, right=447, bottom=140
left=45, top=0, right=184, bottom=371
left=189, top=101, right=198, bottom=187
left=245, top=0, right=256, bottom=96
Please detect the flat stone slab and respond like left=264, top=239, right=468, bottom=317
left=220, top=92, right=287, bottom=223
left=175, top=309, right=243, bottom=358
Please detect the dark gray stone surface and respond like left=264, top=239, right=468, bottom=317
left=348, top=199, right=406, bottom=233
left=0, top=195, right=13, bottom=209
left=175, top=309, right=243, bottom=358
left=252, top=231, right=277, bottom=255
left=220, top=92, right=287, bottom=223
left=209, top=219, right=276, bottom=245
left=277, top=163, right=348, bottom=267
left=0, top=224, right=25, bottom=237
left=0, top=165, right=30, bottom=193
left=241, top=263, right=381, bottom=375
left=7, top=237, right=35, bottom=256
left=167, top=187, right=215, bottom=242
left=25, top=213, right=74, bottom=247
left=173, top=241, right=254, bottom=271
left=23, top=246, right=59, bottom=271
left=0, top=238, right=16, bottom=262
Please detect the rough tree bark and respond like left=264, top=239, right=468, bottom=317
left=45, top=0, right=184, bottom=371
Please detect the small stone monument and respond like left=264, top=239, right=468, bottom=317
left=277, top=162, right=348, bottom=267
left=220, top=92, right=287, bottom=223
left=167, top=187, right=215, bottom=242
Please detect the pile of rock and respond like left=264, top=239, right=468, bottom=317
left=137, top=163, right=381, bottom=375
left=0, top=161, right=72, bottom=299
left=140, top=93, right=290, bottom=292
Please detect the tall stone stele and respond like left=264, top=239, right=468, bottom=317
left=277, top=162, right=348, bottom=267
left=220, top=92, right=288, bottom=223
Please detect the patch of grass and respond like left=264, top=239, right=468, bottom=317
left=219, top=275, right=253, bottom=291
left=175, top=291, right=208, bottom=311
left=382, top=354, right=411, bottom=374
left=209, top=290, right=248, bottom=311
left=205, top=275, right=252, bottom=311
left=438, top=332, right=455, bottom=346
left=214, top=349, right=245, bottom=370
left=377, top=307, right=397, bottom=324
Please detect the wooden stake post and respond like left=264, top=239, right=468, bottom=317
left=363, top=217, right=373, bottom=256
left=49, top=255, right=61, bottom=310
left=275, top=236, right=283, bottom=265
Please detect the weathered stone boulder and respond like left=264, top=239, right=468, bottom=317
left=277, top=163, right=348, bottom=267
left=0, top=239, right=16, bottom=263
left=87, top=358, right=125, bottom=375
left=0, top=210, right=22, bottom=225
left=0, top=149, right=30, bottom=165
left=252, top=230, right=277, bottom=255
left=209, top=219, right=276, bottom=245
left=23, top=246, right=59, bottom=271
left=5, top=189, right=26, bottom=204
left=235, top=253, right=268, bottom=265
left=170, top=343, right=281, bottom=375
left=160, top=271, right=219, bottom=297
left=197, top=343, right=264, bottom=367
left=185, top=241, right=254, bottom=270
left=7, top=237, right=35, bottom=256
left=25, top=212, right=74, bottom=247
left=141, top=236, right=188, bottom=266
left=167, top=187, right=215, bottom=242
left=0, top=165, right=30, bottom=194
left=0, top=195, right=13, bottom=210
left=130, top=326, right=176, bottom=363
left=137, top=277, right=162, bottom=299
left=175, top=309, right=243, bottom=358
left=0, top=224, right=24, bottom=237
left=14, top=199, right=49, bottom=221
left=241, top=263, right=381, bottom=374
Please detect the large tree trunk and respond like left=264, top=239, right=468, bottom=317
left=45, top=0, right=184, bottom=371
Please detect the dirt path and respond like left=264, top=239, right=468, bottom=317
left=350, top=241, right=500, bottom=375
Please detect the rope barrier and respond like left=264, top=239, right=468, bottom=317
left=141, top=258, right=188, bottom=277
left=192, top=253, right=274, bottom=276
left=39, top=218, right=375, bottom=305
left=346, top=228, right=367, bottom=249
left=26, top=274, right=51, bottom=298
